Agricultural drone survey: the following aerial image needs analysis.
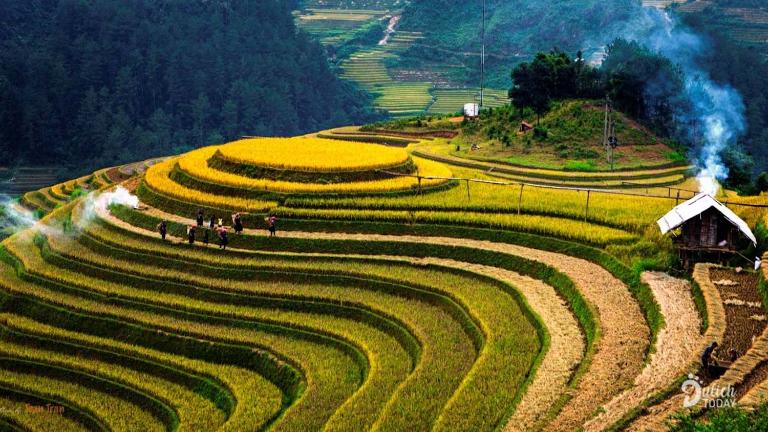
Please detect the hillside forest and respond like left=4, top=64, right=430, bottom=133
left=0, top=0, right=379, bottom=176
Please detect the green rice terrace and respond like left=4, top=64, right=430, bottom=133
left=2, top=121, right=768, bottom=431
left=293, top=0, right=510, bottom=117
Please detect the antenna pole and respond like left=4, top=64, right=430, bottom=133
left=480, top=0, right=486, bottom=108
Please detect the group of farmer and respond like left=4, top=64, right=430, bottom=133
left=156, top=209, right=279, bottom=249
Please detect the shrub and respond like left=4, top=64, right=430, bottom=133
left=564, top=160, right=597, bottom=172
left=670, top=403, right=768, bottom=431
left=573, top=148, right=601, bottom=159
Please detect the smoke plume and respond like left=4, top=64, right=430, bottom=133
left=0, top=195, right=38, bottom=234
left=592, top=4, right=746, bottom=195
left=0, top=194, right=66, bottom=239
left=0, top=186, right=139, bottom=240
left=79, top=186, right=139, bottom=223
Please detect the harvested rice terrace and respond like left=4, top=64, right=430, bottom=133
left=0, top=168, right=60, bottom=196
left=16, top=158, right=162, bottom=219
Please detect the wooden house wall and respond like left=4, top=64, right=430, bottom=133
left=678, top=208, right=740, bottom=250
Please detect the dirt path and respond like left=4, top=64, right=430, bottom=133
left=584, top=272, right=701, bottom=432
left=118, top=157, right=168, bottom=177
left=136, top=204, right=649, bottom=430
left=377, top=15, right=400, bottom=46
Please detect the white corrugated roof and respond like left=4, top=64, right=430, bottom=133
left=657, top=193, right=756, bottom=245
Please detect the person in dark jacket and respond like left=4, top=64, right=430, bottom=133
left=209, top=214, right=216, bottom=230
left=233, top=213, right=243, bottom=234
left=157, top=221, right=167, bottom=240
left=203, top=228, right=209, bottom=246
left=218, top=227, right=229, bottom=250
left=702, top=341, right=719, bottom=374
left=268, top=215, right=278, bottom=237
left=196, top=209, right=204, bottom=227
left=187, top=225, right=196, bottom=245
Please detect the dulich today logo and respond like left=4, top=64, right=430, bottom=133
left=681, top=374, right=736, bottom=409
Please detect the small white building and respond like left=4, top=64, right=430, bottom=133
left=463, top=103, right=479, bottom=118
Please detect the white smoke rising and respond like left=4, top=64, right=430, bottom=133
left=590, top=5, right=746, bottom=196
left=0, top=186, right=138, bottom=239
left=0, top=186, right=139, bottom=240
left=0, top=195, right=38, bottom=233
left=0, top=194, right=66, bottom=239
left=80, top=186, right=139, bottom=223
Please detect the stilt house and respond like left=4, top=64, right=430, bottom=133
left=657, top=193, right=757, bottom=267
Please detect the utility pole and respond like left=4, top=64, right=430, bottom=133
left=603, top=96, right=618, bottom=170
left=480, top=0, right=486, bottom=108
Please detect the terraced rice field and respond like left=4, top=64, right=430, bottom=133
left=624, top=264, right=767, bottom=431
left=295, top=9, right=389, bottom=45
left=5, top=127, right=768, bottom=431
left=0, top=199, right=548, bottom=431
left=294, top=2, right=440, bottom=116
left=339, top=45, right=510, bottom=117
left=0, top=168, right=59, bottom=196
left=340, top=49, right=393, bottom=86
left=339, top=42, right=437, bottom=116
left=373, top=83, right=435, bottom=115
left=16, top=158, right=161, bottom=219
left=405, top=139, right=692, bottom=193
left=428, top=88, right=510, bottom=114
left=300, top=1, right=512, bottom=119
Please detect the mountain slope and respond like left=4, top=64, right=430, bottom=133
left=398, top=0, right=640, bottom=87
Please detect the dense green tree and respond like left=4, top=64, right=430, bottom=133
left=756, top=172, right=768, bottom=192
left=600, top=39, right=685, bottom=137
left=509, top=50, right=602, bottom=122
left=510, top=62, right=550, bottom=121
